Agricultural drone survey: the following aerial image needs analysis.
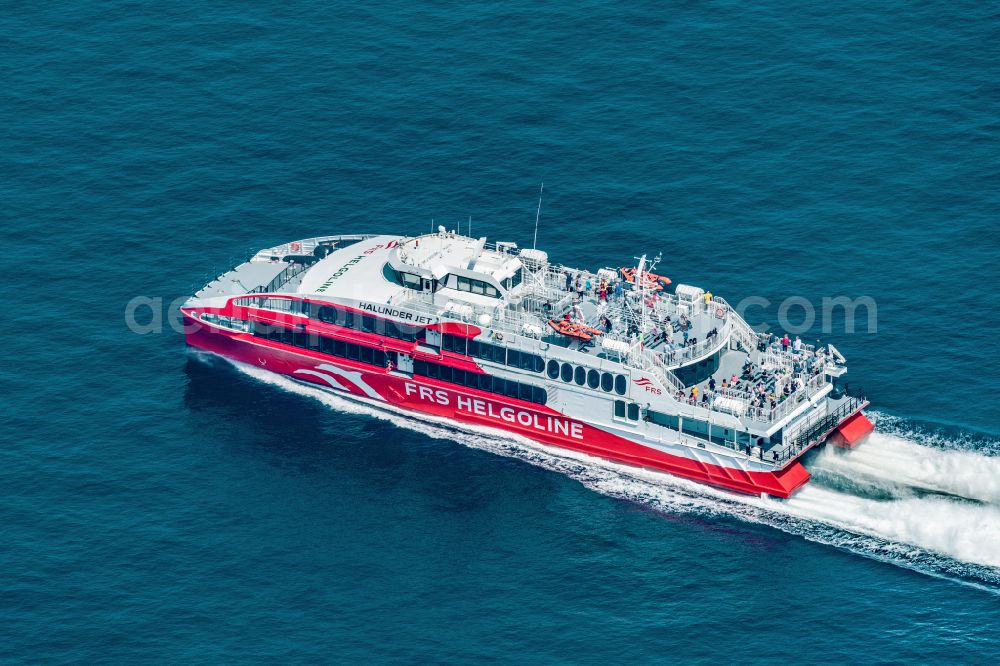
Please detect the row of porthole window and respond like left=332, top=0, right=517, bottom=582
left=547, top=360, right=627, bottom=395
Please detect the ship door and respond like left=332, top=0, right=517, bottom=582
left=397, top=353, right=414, bottom=374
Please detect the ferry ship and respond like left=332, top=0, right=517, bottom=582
left=182, top=230, right=872, bottom=498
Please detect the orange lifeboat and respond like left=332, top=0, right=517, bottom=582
left=620, top=267, right=671, bottom=290
left=548, top=319, right=604, bottom=342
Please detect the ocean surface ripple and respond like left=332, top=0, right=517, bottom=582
left=3, top=0, right=1000, bottom=663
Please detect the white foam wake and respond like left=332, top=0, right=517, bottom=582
left=219, top=359, right=1000, bottom=584
left=780, top=485, right=1000, bottom=568
left=810, top=431, right=1000, bottom=504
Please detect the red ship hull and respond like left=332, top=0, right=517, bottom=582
left=184, top=314, right=813, bottom=498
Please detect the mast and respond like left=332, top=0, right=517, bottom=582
left=533, top=182, right=544, bottom=250
left=637, top=254, right=647, bottom=350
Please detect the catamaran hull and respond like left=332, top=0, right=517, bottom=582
left=185, top=316, right=812, bottom=498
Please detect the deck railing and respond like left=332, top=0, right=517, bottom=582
left=710, top=296, right=760, bottom=353
left=774, top=394, right=868, bottom=462
left=744, top=372, right=828, bottom=423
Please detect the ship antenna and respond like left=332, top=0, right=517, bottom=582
left=469, top=215, right=472, bottom=237
left=532, top=182, right=544, bottom=249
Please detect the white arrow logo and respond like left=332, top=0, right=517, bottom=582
left=293, top=363, right=386, bottom=401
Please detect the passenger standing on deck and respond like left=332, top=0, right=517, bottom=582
left=565, top=271, right=573, bottom=291
left=600, top=279, right=608, bottom=302
left=614, top=279, right=623, bottom=301
left=793, top=335, right=802, bottom=352
left=781, top=334, right=790, bottom=352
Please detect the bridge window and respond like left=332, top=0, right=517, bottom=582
left=454, top=275, right=501, bottom=298
left=399, top=272, right=422, bottom=288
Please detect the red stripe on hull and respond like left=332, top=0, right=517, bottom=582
left=184, top=316, right=810, bottom=498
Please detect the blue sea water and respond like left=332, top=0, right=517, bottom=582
left=3, top=0, right=1000, bottom=662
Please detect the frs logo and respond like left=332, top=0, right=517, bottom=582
left=634, top=378, right=662, bottom=395
left=363, top=240, right=399, bottom=255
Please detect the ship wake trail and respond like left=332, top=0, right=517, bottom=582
left=226, top=360, right=1000, bottom=590
left=808, top=430, right=1000, bottom=503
